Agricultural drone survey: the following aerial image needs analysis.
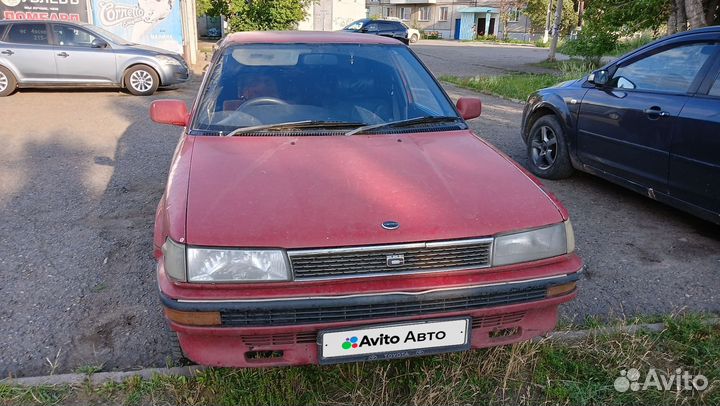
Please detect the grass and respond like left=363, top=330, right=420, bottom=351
left=608, top=35, right=656, bottom=57
left=1, top=314, right=718, bottom=406
left=440, top=58, right=598, bottom=101
left=441, top=74, right=573, bottom=101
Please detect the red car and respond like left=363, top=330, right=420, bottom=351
left=151, top=31, right=582, bottom=367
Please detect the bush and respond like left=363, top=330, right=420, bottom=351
left=533, top=39, right=550, bottom=48
left=421, top=30, right=442, bottom=39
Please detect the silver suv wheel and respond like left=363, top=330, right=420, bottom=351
left=0, top=71, right=8, bottom=93
left=130, top=70, right=154, bottom=93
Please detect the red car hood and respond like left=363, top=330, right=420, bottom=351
left=185, top=130, right=563, bottom=248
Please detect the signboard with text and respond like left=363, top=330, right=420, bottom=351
left=1, top=0, right=89, bottom=22
left=91, top=0, right=183, bottom=54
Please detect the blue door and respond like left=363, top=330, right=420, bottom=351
left=454, top=19, right=461, bottom=40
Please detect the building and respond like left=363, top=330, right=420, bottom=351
left=366, top=0, right=536, bottom=41
left=298, top=0, right=368, bottom=31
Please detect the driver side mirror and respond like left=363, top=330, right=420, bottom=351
left=456, top=97, right=482, bottom=120
left=91, top=39, right=108, bottom=48
left=150, top=100, right=189, bottom=127
left=588, top=69, right=609, bottom=87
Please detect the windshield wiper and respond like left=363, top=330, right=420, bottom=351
left=226, top=120, right=367, bottom=136
left=345, top=116, right=464, bottom=136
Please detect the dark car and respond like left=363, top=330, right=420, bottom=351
left=342, top=19, right=410, bottom=45
left=522, top=26, right=720, bottom=224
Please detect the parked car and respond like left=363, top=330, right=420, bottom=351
left=0, top=21, right=189, bottom=96
left=384, top=17, right=421, bottom=43
left=151, top=31, right=582, bottom=368
left=342, top=18, right=410, bottom=45
left=522, top=26, right=720, bottom=225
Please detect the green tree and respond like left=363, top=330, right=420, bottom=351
left=524, top=0, right=579, bottom=35
left=203, top=0, right=313, bottom=31
left=566, top=0, right=669, bottom=62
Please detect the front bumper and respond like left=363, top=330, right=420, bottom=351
left=161, top=272, right=579, bottom=367
left=158, top=63, right=190, bottom=86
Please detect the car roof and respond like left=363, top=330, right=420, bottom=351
left=220, top=31, right=404, bottom=47
left=657, top=25, right=720, bottom=42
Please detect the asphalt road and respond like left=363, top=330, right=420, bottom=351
left=1, top=42, right=718, bottom=378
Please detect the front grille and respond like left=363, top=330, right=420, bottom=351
left=221, top=286, right=544, bottom=327
left=240, top=332, right=317, bottom=346
left=288, top=239, right=492, bottom=280
left=235, top=313, right=527, bottom=345
left=471, top=311, right=526, bottom=328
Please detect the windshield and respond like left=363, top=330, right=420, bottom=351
left=342, top=20, right=365, bottom=30
left=192, top=43, right=459, bottom=134
left=82, top=24, right=134, bottom=46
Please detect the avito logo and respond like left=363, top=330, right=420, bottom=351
left=341, top=331, right=446, bottom=350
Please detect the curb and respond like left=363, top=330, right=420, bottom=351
left=4, top=319, right=717, bottom=387
left=4, top=366, right=206, bottom=387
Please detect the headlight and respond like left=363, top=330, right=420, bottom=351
left=492, top=221, right=574, bottom=267
left=162, top=238, right=187, bottom=282
left=157, top=55, right=182, bottom=66
left=187, top=247, right=290, bottom=282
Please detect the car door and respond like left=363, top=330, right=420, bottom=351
left=0, top=22, right=57, bottom=82
left=362, top=22, right=380, bottom=36
left=50, top=24, right=117, bottom=84
left=669, top=52, right=720, bottom=215
left=576, top=41, right=718, bottom=193
left=383, top=22, right=406, bottom=42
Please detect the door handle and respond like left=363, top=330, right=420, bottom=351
left=1, top=50, right=14, bottom=56
left=57, top=52, right=69, bottom=58
left=644, top=106, right=670, bottom=118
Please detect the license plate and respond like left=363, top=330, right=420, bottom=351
left=319, top=317, right=471, bottom=364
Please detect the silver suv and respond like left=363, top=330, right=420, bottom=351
left=0, top=21, right=189, bottom=96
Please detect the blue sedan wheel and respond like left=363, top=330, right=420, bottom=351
left=526, top=115, right=574, bottom=179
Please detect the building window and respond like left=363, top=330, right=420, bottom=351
left=419, top=6, right=431, bottom=21
left=439, top=7, right=448, bottom=21
left=508, top=7, right=520, bottom=23
left=400, top=7, right=411, bottom=21
left=385, top=7, right=392, bottom=17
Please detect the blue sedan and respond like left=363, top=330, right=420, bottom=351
left=522, top=26, right=720, bottom=224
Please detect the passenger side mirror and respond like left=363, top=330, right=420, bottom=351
left=150, top=100, right=189, bottom=127
left=588, top=69, right=609, bottom=87
left=456, top=97, right=482, bottom=120
left=91, top=39, right=108, bottom=49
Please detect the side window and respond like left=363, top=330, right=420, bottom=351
left=365, top=23, right=379, bottom=32
left=709, top=74, right=720, bottom=97
left=6, top=23, right=49, bottom=45
left=379, top=22, right=395, bottom=31
left=610, top=43, right=717, bottom=94
left=53, top=25, right=99, bottom=47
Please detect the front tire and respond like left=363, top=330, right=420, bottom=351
left=0, top=66, right=17, bottom=97
left=124, top=65, right=159, bottom=96
left=526, top=115, right=574, bottom=179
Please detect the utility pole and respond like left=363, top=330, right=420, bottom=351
left=547, top=0, right=563, bottom=61
left=543, top=0, right=554, bottom=43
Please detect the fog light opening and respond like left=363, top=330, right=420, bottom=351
left=246, top=351, right=284, bottom=361
left=489, top=327, right=521, bottom=339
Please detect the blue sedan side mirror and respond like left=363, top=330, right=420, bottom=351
left=588, top=69, right=609, bottom=86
